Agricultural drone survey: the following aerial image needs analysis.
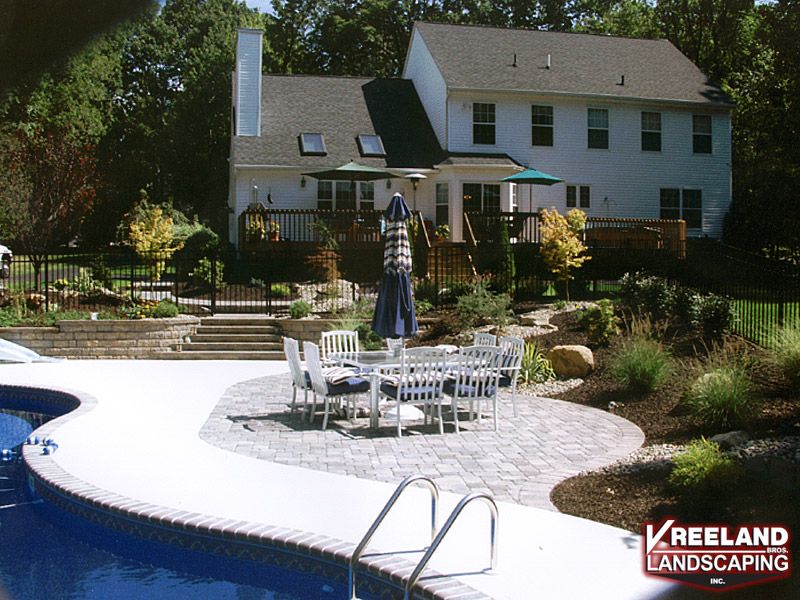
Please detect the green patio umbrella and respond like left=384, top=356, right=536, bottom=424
left=303, top=161, right=398, bottom=210
left=501, top=168, right=563, bottom=213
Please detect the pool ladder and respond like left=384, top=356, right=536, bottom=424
left=349, top=475, right=498, bottom=600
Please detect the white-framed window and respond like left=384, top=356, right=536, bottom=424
left=531, top=105, right=553, bottom=146
left=357, top=134, right=385, bottom=157
left=359, top=181, right=375, bottom=210
left=473, top=103, right=495, bottom=145
left=463, top=183, right=500, bottom=213
left=587, top=108, right=609, bottom=149
left=660, top=188, right=702, bottom=229
left=317, top=181, right=333, bottom=210
left=566, top=185, right=591, bottom=209
left=693, top=115, right=712, bottom=154
left=510, top=183, right=517, bottom=212
left=300, top=133, right=326, bottom=156
left=641, top=111, right=661, bottom=152
left=436, top=182, right=449, bottom=226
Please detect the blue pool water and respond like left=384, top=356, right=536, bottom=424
left=0, top=408, right=359, bottom=600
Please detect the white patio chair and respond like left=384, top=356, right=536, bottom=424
left=377, top=347, right=448, bottom=437
left=303, top=341, right=370, bottom=430
left=320, top=329, right=359, bottom=365
left=284, top=337, right=311, bottom=418
left=444, top=345, right=501, bottom=433
left=498, top=336, right=525, bottom=417
left=473, top=332, right=497, bottom=347
left=385, top=337, right=404, bottom=355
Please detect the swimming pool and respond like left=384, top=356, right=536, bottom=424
left=0, top=403, right=375, bottom=600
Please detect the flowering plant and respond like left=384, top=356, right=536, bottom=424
left=267, top=221, right=280, bottom=233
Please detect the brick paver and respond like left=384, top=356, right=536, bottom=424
left=200, top=373, right=644, bottom=511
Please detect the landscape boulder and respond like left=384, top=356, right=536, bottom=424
left=710, top=430, right=749, bottom=450
left=546, top=345, right=594, bottom=378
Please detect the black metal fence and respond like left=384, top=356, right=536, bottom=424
left=2, top=240, right=798, bottom=348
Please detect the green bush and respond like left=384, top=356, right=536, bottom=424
left=576, top=299, right=619, bottom=344
left=150, top=300, right=179, bottom=318
left=770, top=323, right=800, bottom=383
left=693, top=293, right=735, bottom=336
left=519, top=341, right=555, bottom=385
left=456, top=280, right=512, bottom=328
left=610, top=334, right=671, bottom=393
left=289, top=301, right=312, bottom=319
left=270, top=283, right=291, bottom=298
left=682, top=361, right=755, bottom=428
left=415, top=299, right=434, bottom=316
left=413, top=278, right=439, bottom=305
left=354, top=322, right=384, bottom=350
left=189, top=257, right=226, bottom=290
left=669, top=438, right=743, bottom=498
left=619, top=271, right=675, bottom=321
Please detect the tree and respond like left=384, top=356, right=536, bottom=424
left=127, top=202, right=185, bottom=282
left=539, top=208, right=590, bottom=301
left=0, top=126, right=98, bottom=288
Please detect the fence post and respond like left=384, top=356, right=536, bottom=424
left=130, top=250, right=135, bottom=303
left=210, top=253, right=217, bottom=315
left=44, top=254, right=50, bottom=312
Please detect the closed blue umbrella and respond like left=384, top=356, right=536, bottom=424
left=371, top=193, right=418, bottom=340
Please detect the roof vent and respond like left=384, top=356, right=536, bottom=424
left=618, top=74, right=625, bottom=86
left=546, top=54, right=551, bottom=69
left=512, top=53, right=517, bottom=68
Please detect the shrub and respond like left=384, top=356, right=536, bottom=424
left=354, top=322, right=384, bottom=350
left=289, top=301, right=312, bottom=319
left=770, top=323, right=800, bottom=383
left=669, top=438, right=743, bottom=498
left=456, top=279, right=512, bottom=328
left=519, top=341, right=555, bottom=385
left=415, top=299, right=433, bottom=316
left=618, top=271, right=675, bottom=321
left=682, top=360, right=755, bottom=428
left=89, top=255, right=115, bottom=290
left=413, top=278, right=439, bottom=305
left=576, top=299, right=619, bottom=344
left=189, top=257, right=226, bottom=290
left=693, top=293, right=735, bottom=336
left=150, top=300, right=179, bottom=318
left=610, top=334, right=671, bottom=393
left=270, top=283, right=291, bottom=298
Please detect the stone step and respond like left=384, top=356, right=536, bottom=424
left=178, top=342, right=282, bottom=352
left=190, top=333, right=282, bottom=343
left=155, top=350, right=286, bottom=360
left=199, top=316, right=279, bottom=327
left=194, top=325, right=281, bottom=336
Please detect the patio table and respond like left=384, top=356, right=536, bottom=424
left=330, top=349, right=460, bottom=429
left=329, top=351, right=400, bottom=429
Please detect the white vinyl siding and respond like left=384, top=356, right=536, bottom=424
left=402, top=30, right=448, bottom=147
left=234, top=29, right=262, bottom=137
left=443, top=94, right=730, bottom=236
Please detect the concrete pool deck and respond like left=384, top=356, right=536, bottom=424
left=1, top=360, right=678, bottom=599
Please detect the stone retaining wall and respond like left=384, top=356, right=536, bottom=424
left=277, top=317, right=434, bottom=344
left=0, top=317, right=200, bottom=359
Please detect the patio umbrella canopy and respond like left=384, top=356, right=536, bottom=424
left=371, top=193, right=418, bottom=340
left=501, top=167, right=563, bottom=213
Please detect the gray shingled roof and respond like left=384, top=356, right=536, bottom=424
left=411, top=22, right=734, bottom=107
left=232, top=75, right=444, bottom=168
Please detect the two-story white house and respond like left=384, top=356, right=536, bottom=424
left=229, top=22, right=734, bottom=247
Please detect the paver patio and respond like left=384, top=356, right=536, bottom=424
left=201, top=372, right=644, bottom=511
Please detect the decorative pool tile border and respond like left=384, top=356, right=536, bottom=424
left=3, top=384, right=491, bottom=600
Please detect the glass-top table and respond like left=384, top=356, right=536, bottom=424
left=329, top=351, right=402, bottom=429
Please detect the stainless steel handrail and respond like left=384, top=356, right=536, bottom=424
left=349, top=475, right=439, bottom=600
left=404, top=492, right=498, bottom=600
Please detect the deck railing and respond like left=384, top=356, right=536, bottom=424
left=239, top=207, right=384, bottom=249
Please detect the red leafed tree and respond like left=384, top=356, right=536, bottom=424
left=0, top=127, right=98, bottom=289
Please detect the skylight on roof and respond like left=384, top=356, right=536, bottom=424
left=299, top=133, right=326, bottom=156
left=357, top=135, right=385, bottom=157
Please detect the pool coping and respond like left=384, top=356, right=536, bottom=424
left=7, top=384, right=491, bottom=600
